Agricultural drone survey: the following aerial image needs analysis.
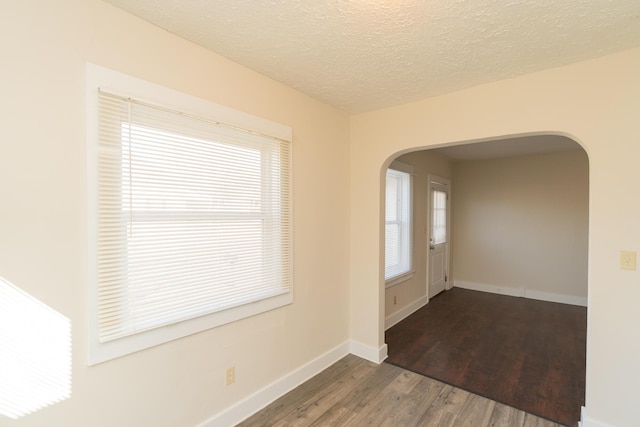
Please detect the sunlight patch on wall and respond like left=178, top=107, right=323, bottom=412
left=0, top=277, right=71, bottom=419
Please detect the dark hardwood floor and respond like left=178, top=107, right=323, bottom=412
left=385, top=288, right=586, bottom=426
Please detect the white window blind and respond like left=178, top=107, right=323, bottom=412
left=385, top=167, right=411, bottom=280
left=95, top=89, right=291, bottom=344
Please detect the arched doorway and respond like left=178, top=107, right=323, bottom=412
left=381, top=134, right=588, bottom=425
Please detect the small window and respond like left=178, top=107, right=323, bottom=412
left=385, top=164, right=412, bottom=280
left=86, top=64, right=292, bottom=364
left=432, top=190, right=447, bottom=245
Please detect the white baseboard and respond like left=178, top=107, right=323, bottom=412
left=197, top=341, right=350, bottom=427
left=349, top=339, right=388, bottom=364
left=579, top=406, right=612, bottom=427
left=525, top=289, right=587, bottom=306
left=454, top=281, right=587, bottom=307
left=454, top=280, right=524, bottom=297
left=385, top=295, right=429, bottom=330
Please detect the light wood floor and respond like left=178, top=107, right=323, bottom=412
left=238, top=354, right=563, bottom=427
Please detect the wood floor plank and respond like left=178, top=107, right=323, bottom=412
left=331, top=362, right=402, bottom=420
left=415, top=385, right=470, bottom=426
left=487, top=402, right=526, bottom=427
left=453, top=393, right=496, bottom=427
left=308, top=405, right=358, bottom=427
left=280, top=359, right=377, bottom=426
left=237, top=355, right=369, bottom=426
left=343, top=369, right=423, bottom=425
left=239, top=355, right=564, bottom=427
left=523, top=413, right=567, bottom=427
left=251, top=357, right=398, bottom=427
left=377, top=375, right=446, bottom=427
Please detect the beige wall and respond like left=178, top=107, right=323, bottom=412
left=0, top=1, right=350, bottom=426
left=452, top=150, right=589, bottom=300
left=385, top=151, right=452, bottom=323
left=350, top=47, right=640, bottom=427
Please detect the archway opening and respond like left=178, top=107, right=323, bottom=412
left=381, top=133, right=588, bottom=426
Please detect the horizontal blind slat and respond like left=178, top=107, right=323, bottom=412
left=96, top=90, right=291, bottom=343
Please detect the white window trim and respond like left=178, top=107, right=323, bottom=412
left=388, top=160, right=413, bottom=175
left=385, top=270, right=416, bottom=288
left=384, top=160, right=413, bottom=285
left=85, top=63, right=293, bottom=365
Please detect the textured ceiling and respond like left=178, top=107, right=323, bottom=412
left=104, top=0, right=640, bottom=113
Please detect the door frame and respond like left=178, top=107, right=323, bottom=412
left=427, top=174, right=452, bottom=296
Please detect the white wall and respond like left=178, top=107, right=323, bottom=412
left=452, top=150, right=589, bottom=304
left=385, top=151, right=452, bottom=327
left=350, top=47, right=640, bottom=427
left=0, top=1, right=350, bottom=426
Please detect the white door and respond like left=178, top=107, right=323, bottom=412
left=428, top=177, right=450, bottom=298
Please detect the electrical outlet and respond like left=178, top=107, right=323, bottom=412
left=621, top=251, right=637, bottom=271
left=225, top=366, right=235, bottom=385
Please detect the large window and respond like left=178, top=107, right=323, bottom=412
left=385, top=163, right=412, bottom=281
left=86, top=64, right=292, bottom=364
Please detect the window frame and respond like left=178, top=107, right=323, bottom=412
left=86, top=63, right=293, bottom=365
left=384, top=161, right=413, bottom=286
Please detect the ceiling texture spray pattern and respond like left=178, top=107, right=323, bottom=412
left=105, top=0, right=640, bottom=113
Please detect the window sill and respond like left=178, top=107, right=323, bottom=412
left=385, top=271, right=415, bottom=288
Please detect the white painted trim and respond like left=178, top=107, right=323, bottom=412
left=525, top=289, right=587, bottom=307
left=454, top=281, right=587, bottom=307
left=385, top=270, right=415, bottom=288
left=454, top=280, right=524, bottom=297
left=385, top=295, right=429, bottom=330
left=197, top=341, right=350, bottom=427
left=349, top=340, right=388, bottom=364
left=579, top=406, right=613, bottom=427
left=389, top=160, right=413, bottom=174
